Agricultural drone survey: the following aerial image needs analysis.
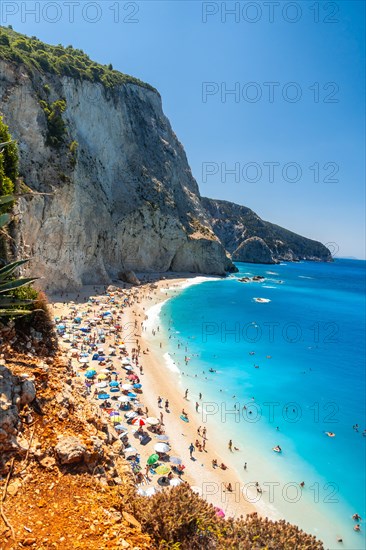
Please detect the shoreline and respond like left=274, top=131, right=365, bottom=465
left=50, top=274, right=257, bottom=520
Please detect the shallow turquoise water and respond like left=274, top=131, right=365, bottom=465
left=160, top=259, right=366, bottom=548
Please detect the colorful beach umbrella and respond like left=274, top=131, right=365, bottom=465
left=154, top=443, right=170, bottom=453
left=121, top=384, right=133, bottom=390
left=109, top=381, right=119, bottom=387
left=147, top=453, right=159, bottom=465
left=155, top=464, right=171, bottom=475
left=156, top=435, right=169, bottom=442
left=169, top=456, right=182, bottom=465
left=118, top=396, right=131, bottom=403
left=133, top=383, right=142, bottom=389
left=215, top=507, right=225, bottom=518
left=97, top=393, right=110, bottom=400
left=96, top=381, right=107, bottom=388
left=97, top=373, right=107, bottom=380
left=132, top=417, right=147, bottom=427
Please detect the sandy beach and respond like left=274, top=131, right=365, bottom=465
left=50, top=274, right=257, bottom=519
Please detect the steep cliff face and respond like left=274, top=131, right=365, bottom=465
left=202, top=198, right=332, bottom=263
left=0, top=29, right=332, bottom=290
left=0, top=59, right=233, bottom=289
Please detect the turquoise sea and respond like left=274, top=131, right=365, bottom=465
left=159, top=259, right=366, bottom=549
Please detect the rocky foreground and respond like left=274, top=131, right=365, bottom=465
left=0, top=348, right=153, bottom=548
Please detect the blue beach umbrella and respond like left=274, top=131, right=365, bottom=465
left=97, top=356, right=106, bottom=361
left=133, top=384, right=142, bottom=389
left=109, top=381, right=119, bottom=387
left=127, top=392, right=137, bottom=398
left=97, top=393, right=110, bottom=399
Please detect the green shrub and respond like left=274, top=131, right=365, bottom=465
left=39, top=98, right=67, bottom=148
left=0, top=34, right=10, bottom=46
left=0, top=115, right=19, bottom=183
left=0, top=26, right=156, bottom=92
left=69, top=140, right=78, bottom=166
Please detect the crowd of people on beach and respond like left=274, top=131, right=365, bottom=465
left=54, top=283, right=239, bottom=512
left=54, top=281, right=364, bottom=542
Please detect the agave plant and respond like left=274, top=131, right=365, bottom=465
left=0, top=194, right=37, bottom=317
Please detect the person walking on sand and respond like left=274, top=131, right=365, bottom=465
left=189, top=443, right=195, bottom=459
left=160, top=412, right=164, bottom=425
left=228, top=439, right=233, bottom=452
left=195, top=401, right=199, bottom=412
left=157, top=396, right=162, bottom=408
left=165, top=399, right=169, bottom=412
left=197, top=426, right=201, bottom=436
left=184, top=388, right=189, bottom=399
left=202, top=427, right=207, bottom=439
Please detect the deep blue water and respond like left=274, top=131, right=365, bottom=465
left=160, top=259, right=366, bottom=548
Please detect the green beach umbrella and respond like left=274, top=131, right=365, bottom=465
left=147, top=453, right=159, bottom=466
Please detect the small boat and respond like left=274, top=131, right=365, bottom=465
left=273, top=445, right=282, bottom=453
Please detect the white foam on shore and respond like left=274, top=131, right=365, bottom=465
left=163, top=352, right=180, bottom=373
left=143, top=299, right=169, bottom=332
left=160, top=276, right=219, bottom=293
left=179, top=276, right=219, bottom=289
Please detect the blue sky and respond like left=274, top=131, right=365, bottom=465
left=1, top=1, right=365, bottom=258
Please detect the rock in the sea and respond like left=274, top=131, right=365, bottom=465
left=233, top=237, right=275, bottom=264
left=54, top=436, right=86, bottom=465
left=117, top=270, right=140, bottom=286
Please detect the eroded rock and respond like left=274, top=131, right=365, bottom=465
left=54, top=436, right=86, bottom=465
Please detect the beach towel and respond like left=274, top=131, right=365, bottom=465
left=140, top=435, right=151, bottom=446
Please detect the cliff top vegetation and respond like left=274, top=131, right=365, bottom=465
left=0, top=26, right=156, bottom=92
